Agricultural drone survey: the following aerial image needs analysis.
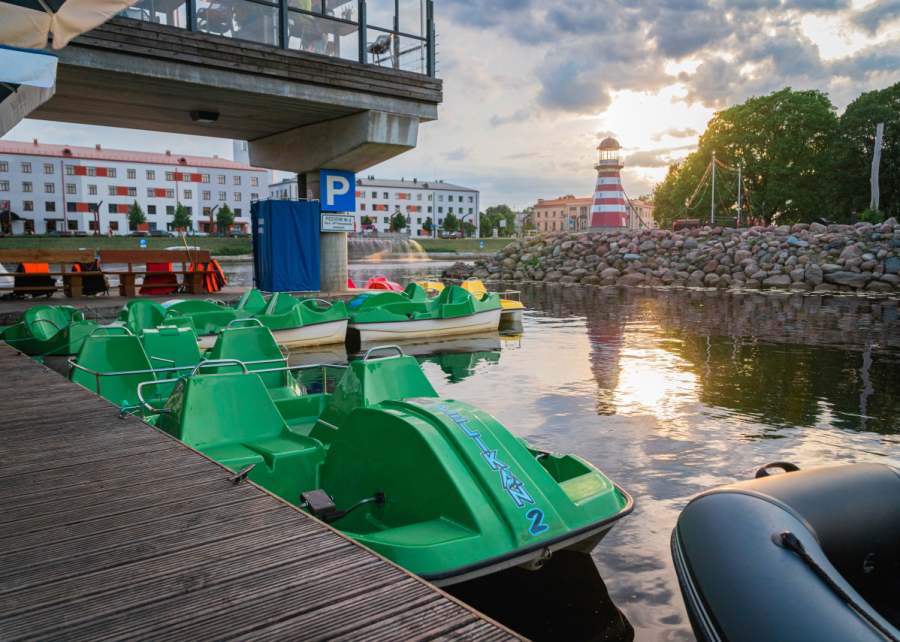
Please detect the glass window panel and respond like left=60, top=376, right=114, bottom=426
left=328, top=0, right=357, bottom=22
left=288, top=13, right=359, bottom=61
left=368, top=32, right=427, bottom=72
left=120, top=0, right=187, bottom=27
left=398, top=0, right=424, bottom=36
left=231, top=0, right=280, bottom=45
left=365, top=0, right=394, bottom=30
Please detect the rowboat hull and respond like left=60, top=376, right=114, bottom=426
left=349, top=308, right=501, bottom=342
left=198, top=319, right=348, bottom=349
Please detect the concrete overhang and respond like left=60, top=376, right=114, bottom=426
left=31, top=18, right=441, bottom=143
left=249, top=110, right=418, bottom=173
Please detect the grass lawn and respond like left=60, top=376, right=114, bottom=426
left=0, top=235, right=252, bottom=256
left=413, top=238, right=516, bottom=253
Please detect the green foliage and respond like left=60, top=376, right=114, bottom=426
left=389, top=211, right=407, bottom=232
left=463, top=221, right=477, bottom=237
left=557, top=194, right=575, bottom=200
left=831, top=82, right=900, bottom=220
left=215, top=203, right=235, bottom=233
left=443, top=212, right=460, bottom=233
left=127, top=200, right=146, bottom=229
left=361, top=215, right=373, bottom=226
left=859, top=208, right=884, bottom=224
left=668, top=87, right=840, bottom=225
left=421, top=216, right=433, bottom=233
left=651, top=164, right=682, bottom=230
left=479, top=204, right=516, bottom=237
left=172, top=202, right=192, bottom=230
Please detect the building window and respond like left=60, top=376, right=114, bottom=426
left=88, top=185, right=97, bottom=195
left=45, top=201, right=55, bottom=212
left=234, top=192, right=241, bottom=202
left=108, top=186, right=117, bottom=196
left=87, top=167, right=96, bottom=176
left=107, top=168, right=116, bottom=178
left=23, top=201, right=33, bottom=211
left=203, top=190, right=211, bottom=200
left=147, top=188, right=155, bottom=197
left=360, top=203, right=366, bottom=211
left=383, top=217, right=389, bottom=224
left=438, top=207, right=443, bottom=213
left=201, top=174, right=210, bottom=183
left=448, top=207, right=453, bottom=214
left=22, top=182, right=32, bottom=193
left=250, top=193, right=258, bottom=200
left=0, top=161, right=7, bottom=172
left=166, top=205, right=175, bottom=215
left=66, top=183, right=76, bottom=194
left=234, top=208, right=242, bottom=216
left=44, top=183, right=54, bottom=193
left=21, top=162, right=31, bottom=173
left=202, top=207, right=211, bottom=217
left=109, top=221, right=119, bottom=231
left=128, top=187, right=137, bottom=197
left=148, top=205, right=156, bottom=214
left=88, top=220, right=99, bottom=231
left=127, top=169, right=136, bottom=179
left=43, top=163, right=53, bottom=174
left=417, top=218, right=421, bottom=224
left=371, top=191, right=376, bottom=198
left=438, top=218, right=443, bottom=224
left=67, top=219, right=78, bottom=230
left=250, top=177, right=258, bottom=187
left=108, top=203, right=117, bottom=213
left=382, top=192, right=388, bottom=199
left=417, top=193, right=422, bottom=201
left=165, top=172, right=174, bottom=181
left=184, top=189, right=192, bottom=199
left=165, top=189, right=174, bottom=198
left=427, top=206, right=432, bottom=213
left=233, top=176, right=240, bottom=185
left=218, top=175, right=225, bottom=184
left=438, top=194, right=443, bottom=201
left=146, top=170, right=155, bottom=180
left=469, top=208, right=473, bottom=214
left=0, top=181, right=9, bottom=191
left=469, top=196, right=474, bottom=202
left=65, top=165, right=74, bottom=175
left=218, top=192, right=226, bottom=201
left=185, top=206, right=192, bottom=215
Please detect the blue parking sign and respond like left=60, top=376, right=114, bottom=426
left=319, top=169, right=356, bottom=212
left=139, top=239, right=147, bottom=247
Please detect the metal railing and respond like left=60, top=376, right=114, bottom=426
left=118, top=0, right=436, bottom=77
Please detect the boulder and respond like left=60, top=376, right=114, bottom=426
left=473, top=269, right=490, bottom=278
left=617, top=273, right=646, bottom=286
left=683, top=237, right=699, bottom=250
left=581, top=275, right=603, bottom=285
left=809, top=222, right=827, bottom=234
left=823, top=271, right=871, bottom=288
left=703, top=273, right=721, bottom=287
left=821, top=264, right=842, bottom=274
left=744, top=279, right=762, bottom=289
left=790, top=269, right=805, bottom=283
left=623, top=253, right=641, bottom=260
left=790, top=282, right=812, bottom=291
left=865, top=281, right=893, bottom=292
left=880, top=274, right=900, bottom=286
left=763, top=274, right=792, bottom=288
left=600, top=267, right=621, bottom=279
left=543, top=271, right=564, bottom=282
left=639, top=240, right=656, bottom=252
left=814, top=283, right=839, bottom=292
left=885, top=257, right=900, bottom=275
left=840, top=245, right=862, bottom=260
left=805, top=264, right=824, bottom=286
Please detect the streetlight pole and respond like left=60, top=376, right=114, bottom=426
left=209, top=204, right=219, bottom=235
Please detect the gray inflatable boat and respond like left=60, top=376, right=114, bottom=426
left=672, top=462, right=900, bottom=642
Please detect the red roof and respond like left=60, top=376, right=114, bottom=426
left=598, top=137, right=620, bottom=150
left=534, top=197, right=593, bottom=207
left=0, top=140, right=266, bottom=172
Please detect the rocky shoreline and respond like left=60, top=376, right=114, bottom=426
left=442, top=219, right=900, bottom=293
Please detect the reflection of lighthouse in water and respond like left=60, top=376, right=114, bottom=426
left=590, top=137, right=628, bottom=228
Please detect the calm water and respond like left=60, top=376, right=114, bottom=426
left=241, top=261, right=900, bottom=641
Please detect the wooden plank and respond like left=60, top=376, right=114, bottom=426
left=0, top=249, right=95, bottom=263
left=98, top=249, right=211, bottom=264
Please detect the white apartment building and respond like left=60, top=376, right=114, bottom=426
left=0, top=140, right=267, bottom=235
left=268, top=176, right=480, bottom=236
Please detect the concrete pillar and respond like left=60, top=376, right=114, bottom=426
left=301, top=172, right=348, bottom=293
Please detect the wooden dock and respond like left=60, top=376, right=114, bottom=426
left=0, top=344, right=522, bottom=641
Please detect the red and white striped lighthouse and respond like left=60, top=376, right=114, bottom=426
left=590, top=137, right=628, bottom=228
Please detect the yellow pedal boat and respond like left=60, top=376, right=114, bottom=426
left=415, top=279, right=526, bottom=322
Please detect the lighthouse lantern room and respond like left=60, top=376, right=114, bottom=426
left=590, top=137, right=628, bottom=228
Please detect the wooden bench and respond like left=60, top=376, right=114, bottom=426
left=0, top=249, right=99, bottom=298
left=98, top=249, right=217, bottom=296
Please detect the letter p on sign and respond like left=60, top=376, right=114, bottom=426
left=319, top=169, right=356, bottom=212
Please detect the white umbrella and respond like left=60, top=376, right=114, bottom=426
left=0, top=0, right=141, bottom=50
left=0, top=44, right=57, bottom=137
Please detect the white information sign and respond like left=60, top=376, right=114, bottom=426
left=321, top=213, right=355, bottom=232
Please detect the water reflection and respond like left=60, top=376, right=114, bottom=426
left=445, top=551, right=634, bottom=642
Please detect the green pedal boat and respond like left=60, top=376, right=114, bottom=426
left=0, top=305, right=99, bottom=371
left=347, top=283, right=503, bottom=343
left=138, top=346, right=632, bottom=585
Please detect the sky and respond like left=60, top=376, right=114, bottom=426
left=5, top=0, right=900, bottom=209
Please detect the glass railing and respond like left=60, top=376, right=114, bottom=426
left=119, top=0, right=435, bottom=77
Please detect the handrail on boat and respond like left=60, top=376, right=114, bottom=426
left=190, top=359, right=249, bottom=375
left=304, top=298, right=334, bottom=308
left=30, top=318, right=61, bottom=330
left=362, top=345, right=405, bottom=362
left=205, top=298, right=226, bottom=306
left=225, top=318, right=264, bottom=329
left=164, top=309, right=184, bottom=318
left=88, top=325, right=133, bottom=337
left=502, top=290, right=522, bottom=301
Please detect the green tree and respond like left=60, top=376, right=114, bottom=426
left=463, top=221, right=476, bottom=237
left=672, top=88, right=840, bottom=225
left=650, top=163, right=683, bottom=230
left=832, top=82, right=900, bottom=220
left=557, top=193, right=575, bottom=200
left=479, top=211, right=495, bottom=237
left=443, top=212, right=460, bottom=234
left=172, top=202, right=192, bottom=231
left=484, top=204, right=516, bottom=237
left=127, top=200, right=146, bottom=230
left=215, top=203, right=235, bottom=234
left=422, top=216, right=433, bottom=234
left=389, top=211, right=407, bottom=232
left=361, top=215, right=373, bottom=226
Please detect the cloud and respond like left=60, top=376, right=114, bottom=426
left=650, top=127, right=699, bottom=141
left=489, top=107, right=538, bottom=128
left=852, top=0, right=900, bottom=34
left=626, top=146, right=694, bottom=168
left=444, top=147, right=471, bottom=161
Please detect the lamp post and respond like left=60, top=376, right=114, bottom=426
left=209, top=204, right=219, bottom=235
